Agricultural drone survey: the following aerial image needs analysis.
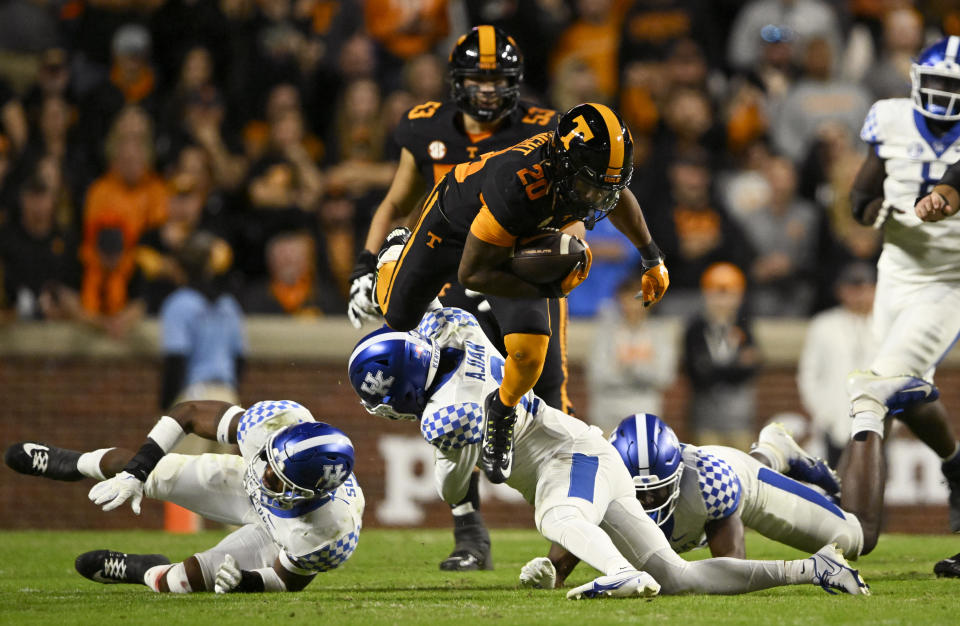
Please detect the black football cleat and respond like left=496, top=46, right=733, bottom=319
left=75, top=550, right=171, bottom=585
left=934, top=552, right=960, bottom=578
left=480, top=390, right=516, bottom=484
left=942, top=455, right=960, bottom=533
left=5, top=442, right=84, bottom=481
left=440, top=511, right=493, bottom=571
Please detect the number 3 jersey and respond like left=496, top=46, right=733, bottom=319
left=860, top=98, right=960, bottom=281
left=234, top=401, right=365, bottom=574
left=394, top=99, right=559, bottom=186
left=415, top=307, right=598, bottom=503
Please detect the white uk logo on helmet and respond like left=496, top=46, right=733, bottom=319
left=361, top=370, right=395, bottom=396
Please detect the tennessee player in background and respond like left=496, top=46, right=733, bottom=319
left=347, top=26, right=568, bottom=572
left=374, top=102, right=669, bottom=506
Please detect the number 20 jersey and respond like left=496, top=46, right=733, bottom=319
left=860, top=98, right=960, bottom=281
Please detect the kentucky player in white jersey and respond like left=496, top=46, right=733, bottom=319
left=842, top=35, right=960, bottom=557
left=348, top=307, right=869, bottom=598
left=5, top=400, right=364, bottom=594
left=520, top=415, right=861, bottom=589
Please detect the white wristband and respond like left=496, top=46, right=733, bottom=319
left=217, top=406, right=245, bottom=444
left=147, top=416, right=186, bottom=452
left=253, top=566, right=287, bottom=592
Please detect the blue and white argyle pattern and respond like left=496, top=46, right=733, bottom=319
left=696, top=451, right=742, bottom=520
left=421, top=402, right=483, bottom=451
left=287, top=529, right=360, bottom=572
left=237, top=400, right=309, bottom=445
left=860, top=103, right=880, bottom=143
left=416, top=307, right=479, bottom=340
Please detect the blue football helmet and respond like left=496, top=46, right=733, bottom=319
left=347, top=326, right=439, bottom=421
left=246, top=421, right=355, bottom=511
left=912, top=36, right=960, bottom=121
left=609, top=413, right=684, bottom=526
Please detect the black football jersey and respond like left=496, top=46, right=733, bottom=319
left=439, top=131, right=580, bottom=241
left=393, top=100, right=559, bottom=185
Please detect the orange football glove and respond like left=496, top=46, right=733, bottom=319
left=560, top=238, right=593, bottom=295
left=638, top=261, right=669, bottom=307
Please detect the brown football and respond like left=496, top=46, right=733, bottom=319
left=508, top=230, right=587, bottom=285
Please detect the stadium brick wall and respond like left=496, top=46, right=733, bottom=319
left=1, top=356, right=957, bottom=533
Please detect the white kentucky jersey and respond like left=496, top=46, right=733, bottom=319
left=415, top=307, right=596, bottom=503
left=860, top=98, right=960, bottom=281
left=235, top=400, right=365, bottom=574
left=661, top=444, right=861, bottom=558
left=660, top=444, right=744, bottom=553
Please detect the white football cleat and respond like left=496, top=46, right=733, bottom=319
left=810, top=543, right=870, bottom=595
left=751, top=423, right=841, bottom=495
left=566, top=569, right=660, bottom=600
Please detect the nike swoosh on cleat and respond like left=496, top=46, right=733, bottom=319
left=22, top=443, right=48, bottom=456
left=89, top=570, right=122, bottom=584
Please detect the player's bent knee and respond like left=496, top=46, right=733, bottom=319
left=504, top=333, right=549, bottom=369
left=536, top=504, right=587, bottom=539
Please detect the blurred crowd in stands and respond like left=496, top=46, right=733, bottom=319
left=0, top=0, right=952, bottom=336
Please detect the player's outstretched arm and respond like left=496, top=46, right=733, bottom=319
left=362, top=148, right=425, bottom=254
left=607, top=189, right=669, bottom=307
left=349, top=149, right=425, bottom=327
left=704, top=513, right=746, bottom=559
left=88, top=401, right=244, bottom=514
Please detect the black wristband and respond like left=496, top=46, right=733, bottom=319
left=122, top=440, right=165, bottom=482
left=350, top=250, right=377, bottom=282
left=638, top=241, right=663, bottom=269
left=939, top=162, right=960, bottom=193
left=231, top=569, right=267, bottom=593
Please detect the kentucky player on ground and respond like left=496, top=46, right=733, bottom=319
left=841, top=35, right=960, bottom=559
left=348, top=307, right=869, bottom=598
left=519, top=414, right=862, bottom=589
left=5, top=400, right=364, bottom=594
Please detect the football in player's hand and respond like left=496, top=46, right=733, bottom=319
left=508, top=230, right=587, bottom=285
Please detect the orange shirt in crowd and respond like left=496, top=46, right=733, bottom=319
left=364, top=0, right=449, bottom=60
left=551, top=18, right=621, bottom=99
left=80, top=171, right=168, bottom=314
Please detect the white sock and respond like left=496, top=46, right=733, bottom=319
left=143, top=564, right=172, bottom=592
left=750, top=444, right=784, bottom=472
left=159, top=562, right=193, bottom=593
left=451, top=502, right=475, bottom=516
left=851, top=412, right=884, bottom=439
left=783, top=558, right=811, bottom=584
left=77, top=448, right=115, bottom=481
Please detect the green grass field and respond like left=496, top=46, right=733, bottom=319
left=0, top=529, right=956, bottom=625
